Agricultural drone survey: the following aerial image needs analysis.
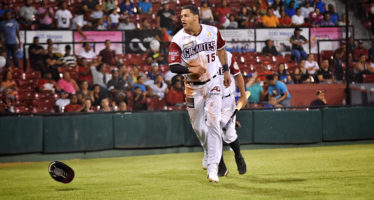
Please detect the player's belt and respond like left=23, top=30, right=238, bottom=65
left=188, top=75, right=217, bottom=85
left=223, top=94, right=231, bottom=98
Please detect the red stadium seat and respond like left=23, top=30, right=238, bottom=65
left=14, top=106, right=32, bottom=113
left=146, top=97, right=166, bottom=111
left=363, top=74, right=374, bottom=83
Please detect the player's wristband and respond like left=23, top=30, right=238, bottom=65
left=222, top=64, right=229, bottom=72
left=170, top=64, right=190, bottom=74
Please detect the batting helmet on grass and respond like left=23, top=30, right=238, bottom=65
left=48, top=161, right=75, bottom=184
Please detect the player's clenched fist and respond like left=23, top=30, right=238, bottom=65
left=223, top=71, right=231, bottom=87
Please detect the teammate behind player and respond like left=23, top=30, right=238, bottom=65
left=168, top=5, right=231, bottom=183
left=217, top=52, right=257, bottom=177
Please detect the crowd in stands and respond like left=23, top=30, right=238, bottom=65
left=0, top=0, right=374, bottom=113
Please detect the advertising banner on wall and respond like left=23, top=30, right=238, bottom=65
left=74, top=31, right=123, bottom=56
left=256, top=28, right=310, bottom=54
left=124, top=30, right=161, bottom=54
left=220, top=29, right=255, bottom=52
left=310, top=27, right=353, bottom=53
left=24, top=30, right=73, bottom=58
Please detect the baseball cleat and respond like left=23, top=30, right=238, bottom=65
left=202, top=151, right=208, bottom=170
left=235, top=155, right=247, bottom=175
left=207, top=172, right=219, bottom=183
left=218, top=168, right=229, bottom=177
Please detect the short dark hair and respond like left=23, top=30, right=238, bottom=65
left=266, top=75, right=274, bottom=81
left=182, top=5, right=199, bottom=16
left=65, top=45, right=71, bottom=50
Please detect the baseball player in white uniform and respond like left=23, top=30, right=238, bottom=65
left=168, top=5, right=231, bottom=183
left=202, top=52, right=252, bottom=176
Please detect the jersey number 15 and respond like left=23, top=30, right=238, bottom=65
left=206, top=53, right=215, bottom=63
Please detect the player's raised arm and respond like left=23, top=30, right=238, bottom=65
left=216, top=30, right=231, bottom=87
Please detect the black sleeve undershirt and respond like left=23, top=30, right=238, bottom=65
left=170, top=64, right=190, bottom=74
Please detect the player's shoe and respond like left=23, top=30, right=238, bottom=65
left=207, top=171, right=219, bottom=183
left=235, top=154, right=247, bottom=175
left=218, top=159, right=228, bottom=177
left=202, top=151, right=208, bottom=170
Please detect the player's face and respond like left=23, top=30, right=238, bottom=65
left=181, top=9, right=198, bottom=31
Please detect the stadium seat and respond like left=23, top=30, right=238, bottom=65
left=363, top=74, right=374, bottom=83
left=14, top=106, right=32, bottom=113
left=146, top=97, right=166, bottom=111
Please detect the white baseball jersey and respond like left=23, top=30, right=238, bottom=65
left=168, top=24, right=226, bottom=83
left=218, top=52, right=241, bottom=96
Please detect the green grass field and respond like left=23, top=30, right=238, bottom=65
left=1, top=144, right=374, bottom=200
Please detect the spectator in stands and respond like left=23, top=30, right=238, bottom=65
left=79, top=42, right=97, bottom=61
left=273, top=5, right=281, bottom=18
left=353, top=40, right=369, bottom=61
left=166, top=80, right=184, bottom=106
left=354, top=54, right=371, bottom=82
left=37, top=0, right=54, bottom=29
left=337, top=13, right=347, bottom=26
left=278, top=63, right=293, bottom=84
left=97, top=17, right=109, bottom=30
left=0, top=11, right=21, bottom=68
left=55, top=90, right=70, bottom=112
left=133, top=86, right=147, bottom=111
left=369, top=40, right=374, bottom=59
left=38, top=71, right=60, bottom=93
left=253, top=0, right=268, bottom=15
left=19, top=0, right=37, bottom=28
left=310, top=90, right=327, bottom=108
left=91, top=84, right=107, bottom=106
left=82, top=0, right=100, bottom=13
left=77, top=81, right=93, bottom=104
left=369, top=56, right=374, bottom=73
left=301, top=2, right=314, bottom=20
left=290, top=28, right=308, bottom=63
left=305, top=54, right=319, bottom=75
left=65, top=94, right=84, bottom=112
left=314, top=0, right=326, bottom=13
left=278, top=9, right=292, bottom=27
left=82, top=98, right=94, bottom=112
left=58, top=71, right=79, bottom=94
left=117, top=16, right=136, bottom=30
left=262, top=7, right=279, bottom=28
left=164, top=69, right=177, bottom=86
left=91, top=4, right=104, bottom=21
left=265, top=75, right=292, bottom=107
left=72, top=11, right=92, bottom=39
left=334, top=41, right=346, bottom=82
left=309, top=8, right=324, bottom=26
left=294, top=60, right=311, bottom=83
left=91, top=63, right=112, bottom=89
left=139, top=18, right=151, bottom=30
left=321, top=13, right=335, bottom=26
left=157, top=1, right=176, bottom=33
left=237, top=6, right=251, bottom=28
left=107, top=68, right=128, bottom=104
left=44, top=45, right=62, bottom=81
left=149, top=74, right=168, bottom=99
left=317, top=59, right=334, bottom=83
left=285, top=1, right=296, bottom=17
left=109, top=9, right=120, bottom=28
left=347, top=36, right=356, bottom=53
left=200, top=1, right=214, bottom=24
left=55, top=2, right=73, bottom=29
left=327, top=4, right=339, bottom=25
left=103, top=0, right=116, bottom=14
left=246, top=72, right=265, bottom=104
left=147, top=62, right=160, bottom=81
left=216, top=0, right=231, bottom=20
left=292, top=8, right=305, bottom=27
left=78, top=58, right=93, bottom=85
left=132, top=75, right=147, bottom=92
left=138, top=0, right=152, bottom=14
left=228, top=15, right=238, bottom=29
left=261, top=39, right=280, bottom=56
left=272, top=0, right=283, bottom=9
left=99, top=40, right=118, bottom=66
left=61, top=45, right=77, bottom=68
left=1, top=70, right=18, bottom=100
left=119, top=101, right=127, bottom=111
left=100, top=98, right=113, bottom=112
left=129, top=65, right=146, bottom=85
left=120, top=0, right=135, bottom=15
left=284, top=0, right=299, bottom=10
left=29, top=37, right=46, bottom=74
left=264, top=94, right=283, bottom=108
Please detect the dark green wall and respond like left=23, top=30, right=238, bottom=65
left=0, top=107, right=373, bottom=155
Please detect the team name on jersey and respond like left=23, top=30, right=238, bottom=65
left=182, top=41, right=216, bottom=59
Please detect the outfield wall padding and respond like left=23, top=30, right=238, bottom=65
left=236, top=111, right=254, bottom=144
left=253, top=110, right=323, bottom=143
left=322, top=107, right=374, bottom=141
left=43, top=114, right=114, bottom=153
left=113, top=112, right=186, bottom=148
left=0, top=116, right=43, bottom=155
